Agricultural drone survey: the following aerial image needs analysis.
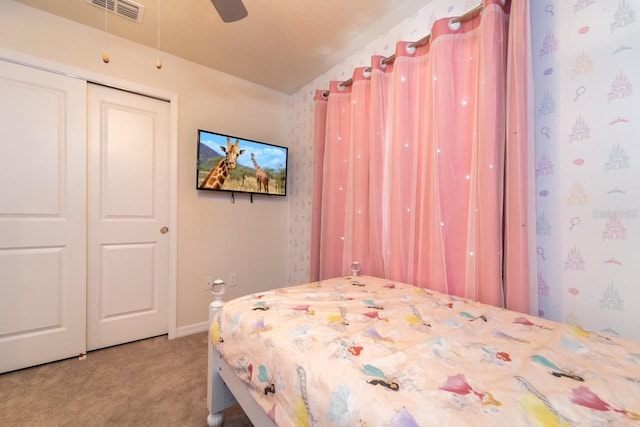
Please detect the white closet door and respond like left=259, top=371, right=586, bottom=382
left=86, top=84, right=170, bottom=351
left=0, top=60, right=87, bottom=373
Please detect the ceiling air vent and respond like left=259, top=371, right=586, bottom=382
left=87, top=0, right=145, bottom=23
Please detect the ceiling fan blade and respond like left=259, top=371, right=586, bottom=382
left=210, top=0, right=248, bottom=23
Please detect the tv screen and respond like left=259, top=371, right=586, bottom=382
left=196, top=129, right=288, bottom=196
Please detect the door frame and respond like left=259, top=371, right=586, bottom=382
left=0, top=48, right=179, bottom=339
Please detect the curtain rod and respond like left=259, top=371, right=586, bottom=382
left=325, top=3, right=484, bottom=95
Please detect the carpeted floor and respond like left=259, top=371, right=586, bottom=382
left=0, top=332, right=253, bottom=427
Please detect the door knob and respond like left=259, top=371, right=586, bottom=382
left=160, top=226, right=169, bottom=234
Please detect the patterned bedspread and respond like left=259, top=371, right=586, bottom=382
left=211, top=276, right=640, bottom=426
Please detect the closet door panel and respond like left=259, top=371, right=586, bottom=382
left=86, top=83, right=170, bottom=351
left=0, top=59, right=87, bottom=373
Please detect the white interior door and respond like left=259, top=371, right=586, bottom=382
left=87, top=84, right=170, bottom=351
left=0, top=60, right=87, bottom=373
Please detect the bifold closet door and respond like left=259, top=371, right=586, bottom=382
left=0, top=60, right=87, bottom=373
left=86, top=84, right=170, bottom=351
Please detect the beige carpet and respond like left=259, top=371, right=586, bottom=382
left=0, top=332, right=253, bottom=427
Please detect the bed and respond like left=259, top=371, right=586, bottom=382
left=206, top=275, right=640, bottom=426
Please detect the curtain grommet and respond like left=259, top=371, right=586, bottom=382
left=362, top=68, right=371, bottom=78
left=379, top=57, right=388, bottom=70
left=337, top=83, right=346, bottom=92
left=448, top=18, right=461, bottom=31
left=405, top=44, right=417, bottom=55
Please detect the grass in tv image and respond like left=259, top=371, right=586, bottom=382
left=197, top=133, right=287, bottom=196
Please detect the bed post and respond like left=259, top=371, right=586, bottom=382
left=206, top=279, right=236, bottom=427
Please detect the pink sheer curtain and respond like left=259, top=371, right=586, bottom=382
left=311, top=0, right=533, bottom=311
left=505, top=0, right=536, bottom=313
left=343, top=69, right=371, bottom=275
left=367, top=55, right=390, bottom=278
left=310, top=90, right=328, bottom=281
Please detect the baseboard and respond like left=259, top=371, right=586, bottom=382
left=175, top=321, right=210, bottom=338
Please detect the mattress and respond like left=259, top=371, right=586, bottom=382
left=211, top=276, right=640, bottom=426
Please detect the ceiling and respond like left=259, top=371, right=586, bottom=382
left=13, top=0, right=434, bottom=94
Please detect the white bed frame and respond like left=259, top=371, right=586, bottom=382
left=206, top=281, right=277, bottom=427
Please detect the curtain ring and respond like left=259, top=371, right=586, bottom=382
left=362, top=68, right=371, bottom=78
left=405, top=43, right=417, bottom=55
left=337, top=82, right=346, bottom=91
left=322, top=90, right=329, bottom=99
left=448, top=18, right=461, bottom=31
left=379, top=57, right=388, bottom=70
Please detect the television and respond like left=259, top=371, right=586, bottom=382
left=196, top=129, right=288, bottom=196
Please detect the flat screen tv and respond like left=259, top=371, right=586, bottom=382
left=196, top=129, right=288, bottom=196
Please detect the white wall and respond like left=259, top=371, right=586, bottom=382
left=288, top=0, right=476, bottom=285
left=532, top=0, right=640, bottom=340
left=0, top=0, right=290, bottom=328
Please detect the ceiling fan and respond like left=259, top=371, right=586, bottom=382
left=210, top=0, right=248, bottom=23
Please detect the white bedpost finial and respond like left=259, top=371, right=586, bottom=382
left=210, top=279, right=226, bottom=310
left=207, top=279, right=228, bottom=427
left=350, top=261, right=361, bottom=277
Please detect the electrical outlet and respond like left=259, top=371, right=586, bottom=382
left=204, top=275, right=213, bottom=290
left=228, top=272, right=238, bottom=287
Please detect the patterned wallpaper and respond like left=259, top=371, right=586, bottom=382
left=532, top=0, right=640, bottom=340
left=287, top=0, right=476, bottom=285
